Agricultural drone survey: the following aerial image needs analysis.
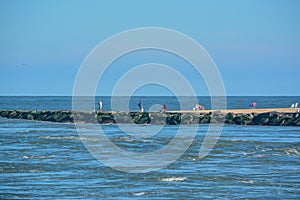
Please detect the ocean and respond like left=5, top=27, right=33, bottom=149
left=0, top=96, right=299, bottom=111
left=0, top=96, right=300, bottom=199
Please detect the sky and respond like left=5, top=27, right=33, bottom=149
left=0, top=0, right=299, bottom=96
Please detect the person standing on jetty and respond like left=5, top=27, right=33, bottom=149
left=250, top=102, right=257, bottom=109
left=98, top=100, right=103, bottom=112
left=161, top=104, right=167, bottom=113
left=138, top=100, right=144, bottom=112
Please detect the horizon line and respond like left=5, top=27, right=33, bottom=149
left=0, top=95, right=299, bottom=97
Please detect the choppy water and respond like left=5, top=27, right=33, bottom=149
left=0, top=96, right=300, bottom=199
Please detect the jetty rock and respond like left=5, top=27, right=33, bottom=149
left=0, top=109, right=299, bottom=126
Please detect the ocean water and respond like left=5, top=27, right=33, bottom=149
left=0, top=96, right=299, bottom=111
left=0, top=96, right=300, bottom=199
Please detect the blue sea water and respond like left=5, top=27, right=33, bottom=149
left=0, top=96, right=299, bottom=111
left=0, top=96, right=300, bottom=199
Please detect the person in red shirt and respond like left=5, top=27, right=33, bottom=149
left=250, top=102, right=257, bottom=109
left=161, top=104, right=167, bottom=113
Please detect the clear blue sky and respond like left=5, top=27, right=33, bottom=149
left=0, top=0, right=299, bottom=96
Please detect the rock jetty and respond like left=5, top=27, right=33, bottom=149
left=0, top=109, right=300, bottom=126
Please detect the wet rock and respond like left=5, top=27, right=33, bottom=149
left=53, top=111, right=72, bottom=123
left=283, top=116, right=295, bottom=126
left=113, top=112, right=133, bottom=124
left=149, top=113, right=167, bottom=125
left=97, top=112, right=114, bottom=123
left=27, top=114, right=34, bottom=120
left=29, top=110, right=41, bottom=120
left=233, top=114, right=252, bottom=125
left=78, top=112, right=97, bottom=123
left=199, top=114, right=211, bottom=124
left=44, top=112, right=55, bottom=122
left=129, top=112, right=151, bottom=124
left=181, top=113, right=194, bottom=124
left=166, top=113, right=181, bottom=125
left=189, top=113, right=201, bottom=124
left=266, top=113, right=279, bottom=126
left=9, top=111, right=18, bottom=118
left=16, top=111, right=24, bottom=119
left=225, top=113, right=234, bottom=124
left=0, top=109, right=300, bottom=126
left=73, top=112, right=85, bottom=121
left=0, top=110, right=10, bottom=118
left=251, top=113, right=271, bottom=125
left=210, top=112, right=226, bottom=124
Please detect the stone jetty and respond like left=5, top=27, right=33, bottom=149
left=0, top=108, right=300, bottom=126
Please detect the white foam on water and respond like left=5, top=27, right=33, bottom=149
left=239, top=180, right=254, bottom=184
left=22, top=155, right=54, bottom=159
left=285, top=148, right=300, bottom=155
left=39, top=135, right=95, bottom=142
left=133, top=192, right=146, bottom=196
left=160, top=177, right=187, bottom=182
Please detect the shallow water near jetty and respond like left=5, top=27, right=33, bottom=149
left=1, top=118, right=300, bottom=199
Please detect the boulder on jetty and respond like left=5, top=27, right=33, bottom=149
left=0, top=109, right=299, bottom=126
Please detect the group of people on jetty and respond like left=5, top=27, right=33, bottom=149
left=98, top=99, right=204, bottom=113
left=193, top=104, right=205, bottom=111
left=138, top=100, right=168, bottom=113
left=137, top=100, right=205, bottom=113
left=97, top=99, right=300, bottom=113
left=290, top=102, right=299, bottom=108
